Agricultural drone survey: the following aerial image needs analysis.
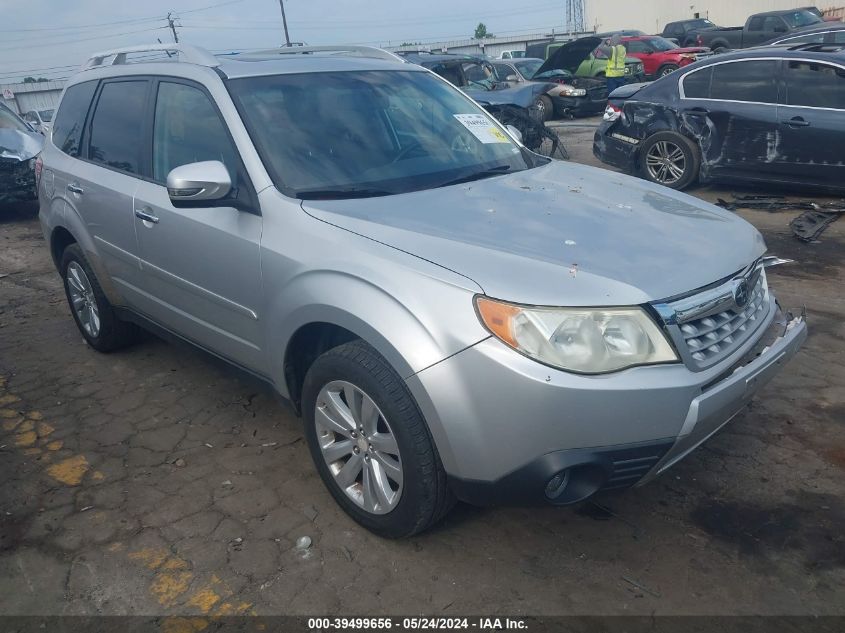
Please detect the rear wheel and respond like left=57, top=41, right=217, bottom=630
left=60, top=244, right=139, bottom=352
left=302, top=340, right=454, bottom=538
left=638, top=132, right=700, bottom=190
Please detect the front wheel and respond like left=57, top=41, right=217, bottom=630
left=535, top=95, right=553, bottom=122
left=638, top=132, right=700, bottom=190
left=302, top=340, right=454, bottom=538
left=658, top=64, right=679, bottom=78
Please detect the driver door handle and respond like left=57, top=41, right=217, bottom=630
left=134, top=208, right=159, bottom=224
left=783, top=116, right=810, bottom=128
left=66, top=183, right=84, bottom=195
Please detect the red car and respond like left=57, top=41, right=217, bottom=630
left=620, top=36, right=711, bottom=79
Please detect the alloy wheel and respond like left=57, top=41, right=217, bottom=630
left=314, top=380, right=403, bottom=514
left=645, top=140, right=686, bottom=185
left=66, top=261, right=101, bottom=338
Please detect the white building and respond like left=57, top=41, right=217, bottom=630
left=585, top=0, right=840, bottom=35
left=1, top=80, right=65, bottom=116
left=386, top=31, right=591, bottom=57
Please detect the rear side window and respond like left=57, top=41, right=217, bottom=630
left=748, top=17, right=764, bottom=31
left=784, top=60, right=845, bottom=109
left=681, top=67, right=712, bottom=98
left=710, top=60, right=778, bottom=103
left=52, top=81, right=97, bottom=157
left=88, top=80, right=148, bottom=174
left=152, top=81, right=239, bottom=182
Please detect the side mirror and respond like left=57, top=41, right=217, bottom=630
left=166, top=161, right=231, bottom=204
left=506, top=124, right=523, bottom=143
left=505, top=74, right=519, bottom=82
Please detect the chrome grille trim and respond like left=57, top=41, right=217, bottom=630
left=652, top=263, right=772, bottom=371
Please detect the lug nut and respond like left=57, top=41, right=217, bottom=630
left=353, top=446, right=360, bottom=454
left=351, top=431, right=357, bottom=438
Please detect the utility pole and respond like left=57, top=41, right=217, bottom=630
left=167, top=12, right=179, bottom=43
left=278, top=0, right=291, bottom=47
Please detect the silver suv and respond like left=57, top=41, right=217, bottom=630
left=39, top=43, right=807, bottom=537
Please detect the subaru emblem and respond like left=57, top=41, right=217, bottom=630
left=734, top=279, right=749, bottom=308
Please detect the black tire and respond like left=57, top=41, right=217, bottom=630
left=657, top=64, right=679, bottom=78
left=536, top=95, right=554, bottom=122
left=60, top=243, right=139, bottom=352
left=637, top=131, right=700, bottom=190
left=302, top=340, right=454, bottom=538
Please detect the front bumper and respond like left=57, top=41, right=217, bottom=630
left=407, top=303, right=806, bottom=506
left=552, top=95, right=606, bottom=117
left=0, top=162, right=37, bottom=204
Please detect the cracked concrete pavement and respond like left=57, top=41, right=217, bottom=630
left=1, top=125, right=843, bottom=618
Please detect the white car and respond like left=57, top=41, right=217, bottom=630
left=497, top=50, right=525, bottom=59
left=23, top=108, right=54, bottom=135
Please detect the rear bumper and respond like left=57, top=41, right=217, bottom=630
left=593, top=123, right=639, bottom=172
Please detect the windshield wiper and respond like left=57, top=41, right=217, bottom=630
left=296, top=188, right=395, bottom=200
left=436, top=165, right=513, bottom=188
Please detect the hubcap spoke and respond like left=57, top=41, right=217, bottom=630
left=335, top=452, right=363, bottom=489
left=321, top=438, right=355, bottom=463
left=315, top=380, right=403, bottom=515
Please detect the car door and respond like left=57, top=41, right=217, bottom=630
left=775, top=57, right=845, bottom=185
left=131, top=78, right=264, bottom=371
left=72, top=78, right=149, bottom=295
left=679, top=59, right=780, bottom=180
left=625, top=40, right=654, bottom=75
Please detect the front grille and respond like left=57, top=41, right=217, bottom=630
left=656, top=264, right=771, bottom=371
left=599, top=443, right=672, bottom=491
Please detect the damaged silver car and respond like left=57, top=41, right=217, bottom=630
left=0, top=102, right=43, bottom=206
left=40, top=44, right=806, bottom=538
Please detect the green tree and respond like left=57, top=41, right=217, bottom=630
left=22, top=76, right=49, bottom=83
left=474, top=22, right=493, bottom=39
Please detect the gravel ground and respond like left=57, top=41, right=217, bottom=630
left=1, top=121, right=843, bottom=620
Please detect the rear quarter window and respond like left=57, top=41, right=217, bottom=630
left=52, top=81, right=98, bottom=157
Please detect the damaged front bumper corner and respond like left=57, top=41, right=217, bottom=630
left=637, top=305, right=807, bottom=485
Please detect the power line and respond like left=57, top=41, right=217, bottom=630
left=0, top=26, right=168, bottom=53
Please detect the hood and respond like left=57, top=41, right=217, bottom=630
left=537, top=36, right=601, bottom=76
left=302, top=162, right=766, bottom=306
left=465, top=82, right=550, bottom=109
left=0, top=129, right=43, bottom=162
left=673, top=46, right=709, bottom=54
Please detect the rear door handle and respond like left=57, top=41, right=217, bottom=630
left=66, top=183, right=84, bottom=194
left=134, top=208, right=159, bottom=224
left=686, top=107, right=709, bottom=116
left=783, top=117, right=810, bottom=128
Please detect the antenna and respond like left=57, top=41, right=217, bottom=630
left=565, top=0, right=586, bottom=35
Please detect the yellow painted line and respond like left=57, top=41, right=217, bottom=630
left=37, top=422, right=55, bottom=438
left=25, top=410, right=43, bottom=420
left=17, top=419, right=34, bottom=434
left=0, top=408, right=20, bottom=418
left=2, top=418, right=22, bottom=431
left=46, top=455, right=90, bottom=485
left=186, top=587, right=220, bottom=614
left=161, top=617, right=209, bottom=633
left=14, top=431, right=37, bottom=447
left=128, top=547, right=170, bottom=570
left=46, top=440, right=63, bottom=451
left=150, top=571, right=194, bottom=606
left=0, top=394, right=21, bottom=406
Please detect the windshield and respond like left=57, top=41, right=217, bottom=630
left=647, top=37, right=679, bottom=51
left=782, top=10, right=823, bottom=28
left=228, top=70, right=533, bottom=199
left=688, top=19, right=716, bottom=30
left=514, top=60, right=543, bottom=78
left=0, top=107, right=30, bottom=132
left=38, top=109, right=54, bottom=122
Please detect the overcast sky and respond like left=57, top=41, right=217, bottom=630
left=0, top=0, right=568, bottom=83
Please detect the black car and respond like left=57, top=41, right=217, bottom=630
left=761, top=21, right=845, bottom=46
left=490, top=50, right=608, bottom=119
left=593, top=44, right=845, bottom=191
left=661, top=19, right=720, bottom=47
left=0, top=102, right=43, bottom=206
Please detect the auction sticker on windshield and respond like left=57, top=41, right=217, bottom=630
left=454, top=114, right=511, bottom=143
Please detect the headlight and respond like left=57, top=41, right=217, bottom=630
left=475, top=297, right=678, bottom=374
left=559, top=86, right=586, bottom=97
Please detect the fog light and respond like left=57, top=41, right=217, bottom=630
left=545, top=470, right=570, bottom=500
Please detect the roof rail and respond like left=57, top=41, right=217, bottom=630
left=241, top=45, right=405, bottom=63
left=787, top=42, right=845, bottom=52
left=82, top=43, right=220, bottom=70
